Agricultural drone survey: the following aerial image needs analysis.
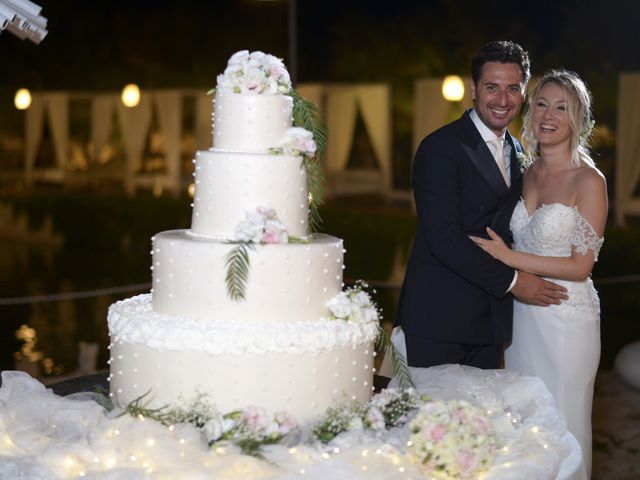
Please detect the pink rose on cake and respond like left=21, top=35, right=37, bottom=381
left=279, top=127, right=318, bottom=159
left=234, top=207, right=289, bottom=244
left=241, top=405, right=278, bottom=435
left=217, top=50, right=291, bottom=95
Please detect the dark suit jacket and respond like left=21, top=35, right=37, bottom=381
left=395, top=110, right=523, bottom=345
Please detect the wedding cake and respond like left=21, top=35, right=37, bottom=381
left=107, top=51, right=379, bottom=423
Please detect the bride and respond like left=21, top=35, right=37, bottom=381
left=470, top=69, right=607, bottom=478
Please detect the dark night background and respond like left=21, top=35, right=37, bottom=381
left=1, top=0, right=640, bottom=128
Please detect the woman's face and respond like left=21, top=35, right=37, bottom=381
left=531, top=82, right=572, bottom=148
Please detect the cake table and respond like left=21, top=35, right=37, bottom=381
left=0, top=365, right=584, bottom=479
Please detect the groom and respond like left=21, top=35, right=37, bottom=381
left=395, top=41, right=568, bottom=369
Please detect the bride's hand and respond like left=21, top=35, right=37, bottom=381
left=469, top=227, right=512, bottom=264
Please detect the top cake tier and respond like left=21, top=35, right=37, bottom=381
left=212, top=90, right=293, bottom=152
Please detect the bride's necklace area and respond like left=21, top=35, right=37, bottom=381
left=524, top=154, right=580, bottom=212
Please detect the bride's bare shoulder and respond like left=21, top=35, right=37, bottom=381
left=576, top=164, right=608, bottom=210
left=576, top=164, right=606, bottom=189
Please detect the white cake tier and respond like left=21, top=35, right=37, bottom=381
left=212, top=90, right=293, bottom=151
left=108, top=294, right=377, bottom=423
left=151, top=231, right=344, bottom=324
left=190, top=150, right=308, bottom=239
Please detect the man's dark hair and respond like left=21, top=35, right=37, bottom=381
left=471, top=41, right=531, bottom=86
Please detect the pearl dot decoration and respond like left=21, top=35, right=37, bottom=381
left=106, top=70, right=376, bottom=430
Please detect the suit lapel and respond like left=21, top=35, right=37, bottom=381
left=458, top=113, right=508, bottom=196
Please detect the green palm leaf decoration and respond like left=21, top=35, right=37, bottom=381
left=376, top=326, right=416, bottom=391
left=225, top=243, right=254, bottom=301
left=291, top=88, right=327, bottom=234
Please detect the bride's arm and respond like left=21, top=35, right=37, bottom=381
left=471, top=170, right=608, bottom=281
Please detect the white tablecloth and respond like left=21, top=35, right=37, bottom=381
left=0, top=367, right=583, bottom=479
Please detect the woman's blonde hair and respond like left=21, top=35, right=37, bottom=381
left=521, top=69, right=595, bottom=167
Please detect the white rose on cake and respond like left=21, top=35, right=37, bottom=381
left=326, top=292, right=353, bottom=319
left=326, top=281, right=380, bottom=324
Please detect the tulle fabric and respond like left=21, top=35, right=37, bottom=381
left=0, top=366, right=583, bottom=480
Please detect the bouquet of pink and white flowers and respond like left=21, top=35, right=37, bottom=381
left=276, top=127, right=317, bottom=159
left=408, top=399, right=497, bottom=479
left=234, top=207, right=289, bottom=244
left=313, top=387, right=424, bottom=443
left=216, top=50, right=291, bottom=95
left=217, top=406, right=298, bottom=455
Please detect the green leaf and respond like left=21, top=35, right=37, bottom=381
left=290, top=88, right=327, bottom=234
left=376, top=325, right=416, bottom=391
left=225, top=243, right=254, bottom=301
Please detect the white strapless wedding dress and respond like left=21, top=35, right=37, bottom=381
left=505, top=199, right=603, bottom=479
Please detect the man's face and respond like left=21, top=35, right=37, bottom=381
left=470, top=61, right=526, bottom=137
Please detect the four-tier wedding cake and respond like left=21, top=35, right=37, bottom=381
left=107, top=51, right=379, bottom=422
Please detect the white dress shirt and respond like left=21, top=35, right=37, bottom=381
left=469, top=109, right=518, bottom=293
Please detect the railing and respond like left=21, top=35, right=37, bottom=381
left=1, top=275, right=638, bottom=307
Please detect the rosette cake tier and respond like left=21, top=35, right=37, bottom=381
left=108, top=51, right=377, bottom=422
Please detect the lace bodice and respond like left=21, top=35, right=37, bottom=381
left=510, top=199, right=603, bottom=314
left=510, top=199, right=603, bottom=261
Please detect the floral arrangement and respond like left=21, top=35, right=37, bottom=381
left=214, top=407, right=297, bottom=456
left=124, top=393, right=296, bottom=457
left=324, top=281, right=415, bottom=390
left=516, top=151, right=533, bottom=172
left=408, top=399, right=498, bottom=479
left=120, top=386, right=500, bottom=475
left=325, top=280, right=380, bottom=325
left=216, top=50, right=291, bottom=95
left=233, top=206, right=290, bottom=244
left=313, top=387, right=424, bottom=443
left=226, top=207, right=307, bottom=301
left=582, top=118, right=595, bottom=140
left=269, top=127, right=318, bottom=160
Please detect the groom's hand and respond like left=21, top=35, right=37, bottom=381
left=511, top=271, right=568, bottom=306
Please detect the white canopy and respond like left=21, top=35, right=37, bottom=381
left=412, top=77, right=473, bottom=153
left=20, top=84, right=393, bottom=198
